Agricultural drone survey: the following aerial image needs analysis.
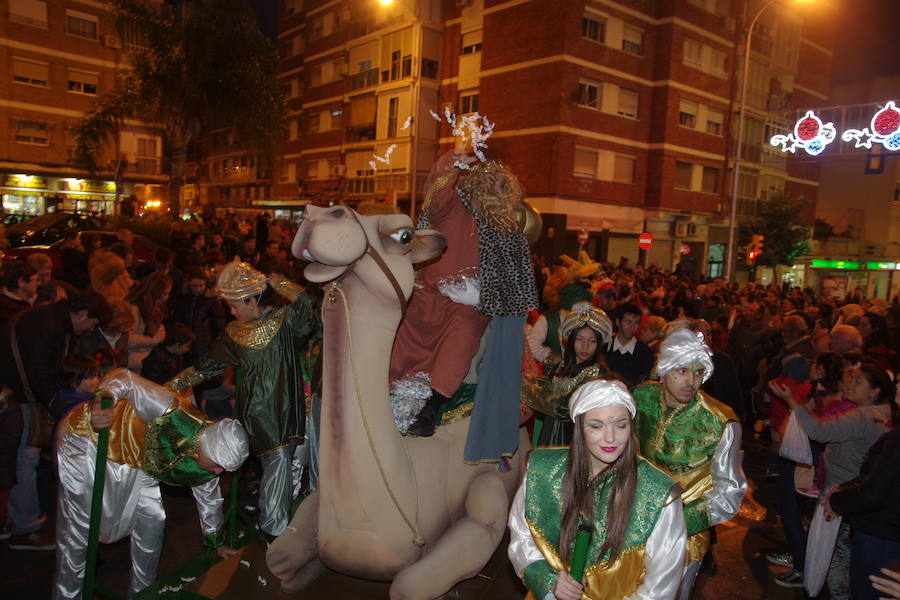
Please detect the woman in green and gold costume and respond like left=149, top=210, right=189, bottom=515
left=508, top=379, right=686, bottom=600
left=523, top=307, right=613, bottom=446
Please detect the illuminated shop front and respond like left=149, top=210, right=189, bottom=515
left=806, top=259, right=900, bottom=301
left=0, top=173, right=119, bottom=215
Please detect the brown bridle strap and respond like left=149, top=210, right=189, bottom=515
left=332, top=209, right=408, bottom=319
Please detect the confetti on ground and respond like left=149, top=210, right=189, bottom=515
left=180, top=576, right=196, bottom=582
left=242, top=505, right=256, bottom=512
left=159, top=584, right=183, bottom=593
left=257, top=576, right=268, bottom=586
left=240, top=559, right=250, bottom=567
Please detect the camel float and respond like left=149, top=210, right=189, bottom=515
left=267, top=205, right=528, bottom=600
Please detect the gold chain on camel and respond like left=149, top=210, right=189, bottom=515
left=325, top=281, right=426, bottom=547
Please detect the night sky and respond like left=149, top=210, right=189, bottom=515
left=825, top=0, right=900, bottom=85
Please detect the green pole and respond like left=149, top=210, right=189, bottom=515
left=569, top=523, right=593, bottom=584
left=84, top=391, right=114, bottom=600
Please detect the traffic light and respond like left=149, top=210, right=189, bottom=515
left=746, top=234, right=765, bottom=264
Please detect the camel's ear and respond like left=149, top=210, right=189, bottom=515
left=410, top=229, right=447, bottom=264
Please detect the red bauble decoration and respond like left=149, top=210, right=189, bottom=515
left=873, top=105, right=900, bottom=136
left=796, top=115, right=819, bottom=141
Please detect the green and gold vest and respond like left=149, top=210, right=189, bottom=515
left=523, top=448, right=678, bottom=600
left=143, top=399, right=217, bottom=487
left=632, top=381, right=736, bottom=560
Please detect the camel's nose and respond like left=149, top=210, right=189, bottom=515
left=303, top=204, right=349, bottom=222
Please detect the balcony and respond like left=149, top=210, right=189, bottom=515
left=134, top=157, right=160, bottom=175
left=349, top=68, right=379, bottom=92
left=347, top=123, right=376, bottom=143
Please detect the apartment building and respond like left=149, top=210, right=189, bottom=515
left=278, top=0, right=833, bottom=276
left=1, top=0, right=166, bottom=217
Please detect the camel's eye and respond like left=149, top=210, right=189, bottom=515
left=388, top=228, right=413, bottom=246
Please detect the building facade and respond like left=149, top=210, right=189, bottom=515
left=276, top=0, right=834, bottom=276
left=1, top=0, right=166, bottom=217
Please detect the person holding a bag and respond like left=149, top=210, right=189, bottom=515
left=769, top=362, right=893, bottom=600
left=0, top=291, right=108, bottom=551
left=822, top=375, right=899, bottom=600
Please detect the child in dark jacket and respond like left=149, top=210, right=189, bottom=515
left=51, top=355, right=101, bottom=420
left=141, top=323, right=195, bottom=385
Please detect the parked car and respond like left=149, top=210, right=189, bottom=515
left=2, top=213, right=30, bottom=227
left=4, top=212, right=107, bottom=247
left=0, top=231, right=158, bottom=280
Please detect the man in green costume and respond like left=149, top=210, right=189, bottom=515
left=168, top=260, right=316, bottom=537
left=632, top=327, right=746, bottom=600
left=55, top=369, right=249, bottom=599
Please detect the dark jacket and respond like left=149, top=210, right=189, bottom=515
left=831, top=428, right=900, bottom=541
left=60, top=247, right=89, bottom=289
left=141, top=346, right=186, bottom=385
left=0, top=301, right=76, bottom=411
left=168, top=293, right=225, bottom=362
left=0, top=292, right=32, bottom=332
left=703, top=350, right=745, bottom=423
left=605, top=339, right=655, bottom=388
left=0, top=395, right=23, bottom=490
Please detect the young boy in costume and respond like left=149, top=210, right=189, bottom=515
left=167, top=261, right=316, bottom=536
left=55, top=369, right=248, bottom=599
left=632, top=328, right=747, bottom=600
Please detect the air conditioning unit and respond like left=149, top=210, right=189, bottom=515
left=105, top=35, right=121, bottom=49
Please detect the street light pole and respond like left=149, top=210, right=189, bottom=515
left=725, top=0, right=780, bottom=281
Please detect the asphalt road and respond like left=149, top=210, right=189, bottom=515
left=0, top=429, right=818, bottom=599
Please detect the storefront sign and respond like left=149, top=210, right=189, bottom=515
left=62, top=179, right=115, bottom=193
left=866, top=262, right=898, bottom=270
left=811, top=259, right=860, bottom=270
left=3, top=174, right=47, bottom=189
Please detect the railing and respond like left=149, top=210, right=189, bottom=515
left=349, top=69, right=379, bottom=92
left=347, top=123, right=375, bottom=142
left=134, top=157, right=160, bottom=175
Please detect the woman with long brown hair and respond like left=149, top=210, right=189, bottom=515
left=508, top=379, right=686, bottom=600
left=126, top=272, right=172, bottom=372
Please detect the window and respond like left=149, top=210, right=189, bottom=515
left=460, top=91, right=479, bottom=114
left=305, top=161, right=319, bottom=180
left=617, top=88, right=639, bottom=118
left=289, top=120, right=298, bottom=140
left=622, top=26, right=643, bottom=56
left=327, top=158, right=340, bottom=177
left=66, top=10, right=99, bottom=40
left=613, top=155, right=635, bottom=183
left=390, top=50, right=401, bottom=80
left=461, top=30, right=482, bottom=54
left=310, top=16, right=324, bottom=41
left=711, top=49, right=727, bottom=76
left=675, top=161, right=692, bottom=190
left=402, top=54, right=412, bottom=78
left=706, top=108, right=723, bottom=135
left=136, top=137, right=159, bottom=174
left=387, top=97, right=399, bottom=138
left=12, top=58, right=49, bottom=87
left=582, top=16, right=605, bottom=43
left=9, top=0, right=47, bottom=28
left=421, top=58, right=438, bottom=79
left=308, top=113, right=320, bottom=133
left=578, top=79, right=600, bottom=109
left=309, top=64, right=322, bottom=87
left=679, top=99, right=698, bottom=128
left=702, top=166, right=718, bottom=193
left=574, top=148, right=598, bottom=178
left=683, top=40, right=703, bottom=69
left=67, top=69, right=98, bottom=95
left=331, top=58, right=345, bottom=81
left=13, top=119, right=50, bottom=146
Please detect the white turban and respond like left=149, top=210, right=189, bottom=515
left=568, top=379, right=636, bottom=422
left=199, top=418, right=250, bottom=472
left=656, top=328, right=714, bottom=383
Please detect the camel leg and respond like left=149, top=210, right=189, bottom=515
left=390, top=472, right=509, bottom=600
left=266, top=490, right=323, bottom=593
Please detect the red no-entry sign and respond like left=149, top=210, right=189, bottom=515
left=638, top=232, right=653, bottom=250
left=680, top=243, right=691, bottom=255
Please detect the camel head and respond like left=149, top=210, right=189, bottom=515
left=292, top=205, right=446, bottom=306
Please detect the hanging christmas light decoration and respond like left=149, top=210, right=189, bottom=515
left=769, top=110, right=836, bottom=156
left=841, top=101, right=900, bottom=151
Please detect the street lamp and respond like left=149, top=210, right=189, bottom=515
left=725, top=0, right=812, bottom=281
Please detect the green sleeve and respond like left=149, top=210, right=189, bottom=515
left=285, top=291, right=317, bottom=338
left=523, top=559, right=558, bottom=599
left=683, top=497, right=711, bottom=536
